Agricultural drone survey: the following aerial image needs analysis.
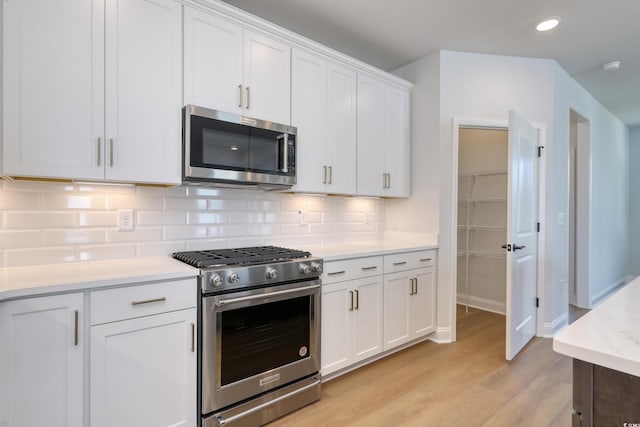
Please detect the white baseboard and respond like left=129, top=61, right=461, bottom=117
left=457, top=293, right=505, bottom=315
left=591, top=276, right=628, bottom=307
left=428, top=327, right=453, bottom=343
left=543, top=312, right=568, bottom=337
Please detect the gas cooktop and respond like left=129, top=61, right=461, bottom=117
left=172, top=246, right=312, bottom=269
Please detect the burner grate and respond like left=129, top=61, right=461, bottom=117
left=172, top=246, right=311, bottom=268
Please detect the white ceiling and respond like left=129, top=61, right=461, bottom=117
left=222, top=0, right=640, bottom=127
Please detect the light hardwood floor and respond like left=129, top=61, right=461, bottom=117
left=269, top=305, right=573, bottom=426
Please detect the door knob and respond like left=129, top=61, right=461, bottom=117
left=513, top=244, right=526, bottom=251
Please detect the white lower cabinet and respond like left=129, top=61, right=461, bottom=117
left=90, top=280, right=197, bottom=427
left=321, top=257, right=383, bottom=376
left=383, top=266, right=436, bottom=351
left=0, top=293, right=84, bottom=427
left=321, top=276, right=383, bottom=376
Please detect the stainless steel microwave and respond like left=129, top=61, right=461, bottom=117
left=182, top=105, right=296, bottom=189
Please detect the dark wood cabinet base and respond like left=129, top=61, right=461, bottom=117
left=573, top=359, right=640, bottom=426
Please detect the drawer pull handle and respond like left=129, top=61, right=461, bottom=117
left=361, top=266, right=378, bottom=271
left=420, top=258, right=432, bottom=262
left=131, top=297, right=166, bottom=306
left=328, top=270, right=346, bottom=276
left=393, top=261, right=407, bottom=266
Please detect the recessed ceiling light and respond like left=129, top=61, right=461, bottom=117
left=536, top=17, right=561, bottom=32
left=602, top=61, right=621, bottom=71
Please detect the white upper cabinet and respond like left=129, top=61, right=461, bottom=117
left=2, top=0, right=105, bottom=180
left=184, top=7, right=244, bottom=115
left=292, top=49, right=356, bottom=194
left=2, top=0, right=182, bottom=185
left=357, top=74, right=410, bottom=197
left=184, top=7, right=291, bottom=125
left=104, top=0, right=182, bottom=184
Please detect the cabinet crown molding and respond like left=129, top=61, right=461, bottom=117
left=183, top=0, right=414, bottom=91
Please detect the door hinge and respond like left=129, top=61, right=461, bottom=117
left=537, top=146, right=544, bottom=157
left=536, top=297, right=539, bottom=308
left=537, top=222, right=540, bottom=232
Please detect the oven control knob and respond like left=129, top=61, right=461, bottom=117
left=299, top=263, right=312, bottom=274
left=209, top=274, right=223, bottom=288
left=266, top=268, right=278, bottom=280
left=228, top=272, right=240, bottom=284
left=311, top=262, right=323, bottom=273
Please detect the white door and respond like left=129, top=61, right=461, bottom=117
left=506, top=110, right=539, bottom=360
left=320, top=282, right=351, bottom=375
left=243, top=31, right=291, bottom=124
left=352, top=277, right=383, bottom=362
left=183, top=7, right=244, bottom=114
left=0, top=294, right=84, bottom=427
left=291, top=49, right=327, bottom=193
left=382, top=271, right=411, bottom=350
left=105, top=0, right=182, bottom=184
left=384, top=86, right=411, bottom=197
left=2, top=0, right=104, bottom=180
left=410, top=267, right=436, bottom=338
left=325, top=62, right=357, bottom=194
left=356, top=74, right=386, bottom=196
left=91, top=308, right=196, bottom=427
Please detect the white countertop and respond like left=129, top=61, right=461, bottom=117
left=0, top=257, right=199, bottom=301
left=297, top=238, right=438, bottom=261
left=0, top=238, right=438, bottom=301
left=553, top=277, right=640, bottom=377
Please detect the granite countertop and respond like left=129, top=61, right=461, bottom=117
left=553, top=277, right=640, bottom=377
left=0, top=257, right=199, bottom=301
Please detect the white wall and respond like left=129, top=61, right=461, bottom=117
left=628, top=126, right=640, bottom=276
left=0, top=180, right=386, bottom=268
left=392, top=49, right=629, bottom=339
left=553, top=64, right=629, bottom=311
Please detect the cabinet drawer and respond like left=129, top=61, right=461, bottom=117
left=322, top=256, right=383, bottom=284
left=90, top=279, right=197, bottom=325
left=384, top=250, right=436, bottom=273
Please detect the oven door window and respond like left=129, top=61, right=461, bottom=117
left=219, top=295, right=311, bottom=387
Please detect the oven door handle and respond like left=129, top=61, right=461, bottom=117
left=215, top=284, right=321, bottom=307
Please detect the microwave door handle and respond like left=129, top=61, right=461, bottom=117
left=278, top=134, right=288, bottom=173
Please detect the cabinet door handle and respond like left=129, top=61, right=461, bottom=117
left=131, top=297, right=166, bottom=306
left=387, top=173, right=391, bottom=189
left=109, top=138, right=114, bottom=167
left=246, top=86, right=250, bottom=109
left=409, top=278, right=414, bottom=295
left=238, top=84, right=243, bottom=108
left=328, top=166, right=332, bottom=184
left=361, top=266, right=378, bottom=271
left=191, top=323, right=195, bottom=352
left=393, top=261, right=407, bottom=266
left=97, top=137, right=102, bottom=166
left=349, top=291, right=354, bottom=311
left=73, top=310, right=79, bottom=346
left=323, top=166, right=327, bottom=184
left=354, top=289, right=359, bottom=310
left=382, top=173, right=386, bottom=189
left=327, top=270, right=346, bottom=276
left=420, top=258, right=432, bottom=262
left=414, top=278, right=418, bottom=295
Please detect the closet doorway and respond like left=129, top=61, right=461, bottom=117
left=457, top=127, right=508, bottom=315
left=454, top=112, right=541, bottom=361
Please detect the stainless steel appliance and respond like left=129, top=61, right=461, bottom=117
left=172, top=246, right=322, bottom=427
left=183, top=105, right=297, bottom=189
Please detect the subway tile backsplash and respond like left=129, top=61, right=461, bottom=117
left=0, top=181, right=386, bottom=267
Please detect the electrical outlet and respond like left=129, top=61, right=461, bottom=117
left=298, top=210, right=306, bottom=226
left=118, top=209, right=135, bottom=231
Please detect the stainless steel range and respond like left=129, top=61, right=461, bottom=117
left=173, top=246, right=322, bottom=427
